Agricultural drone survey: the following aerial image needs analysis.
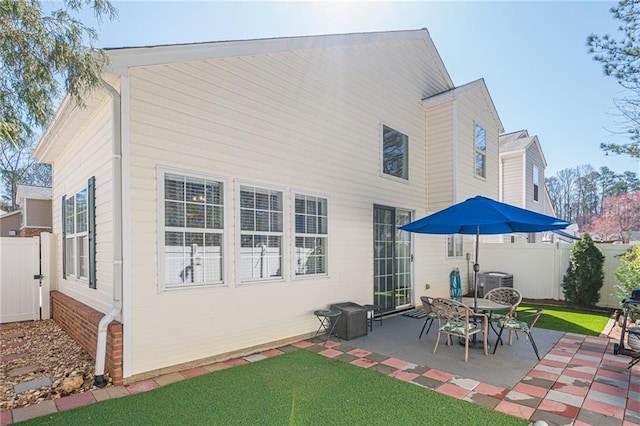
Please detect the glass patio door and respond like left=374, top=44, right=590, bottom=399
left=373, top=205, right=413, bottom=313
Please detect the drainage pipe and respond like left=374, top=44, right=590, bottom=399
left=94, top=77, right=123, bottom=388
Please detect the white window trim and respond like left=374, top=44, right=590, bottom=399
left=157, top=166, right=228, bottom=292
left=380, top=122, right=410, bottom=183
left=291, top=190, right=330, bottom=280
left=64, top=187, right=89, bottom=282
left=235, top=181, right=287, bottom=286
left=533, top=164, right=540, bottom=203
left=474, top=122, right=487, bottom=179
left=446, top=234, right=464, bottom=258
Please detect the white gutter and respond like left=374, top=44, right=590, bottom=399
left=94, top=77, right=123, bottom=387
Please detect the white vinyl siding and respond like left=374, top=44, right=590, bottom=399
left=455, top=88, right=500, bottom=202
left=51, top=99, right=114, bottom=313
left=426, top=102, right=454, bottom=211
left=124, top=37, right=452, bottom=375
left=501, top=155, right=523, bottom=207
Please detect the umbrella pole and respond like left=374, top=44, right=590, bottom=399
left=473, top=226, right=480, bottom=311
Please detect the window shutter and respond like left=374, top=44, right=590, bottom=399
left=88, top=176, right=96, bottom=289
left=62, top=195, right=67, bottom=279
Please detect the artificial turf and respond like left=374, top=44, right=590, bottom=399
left=518, top=303, right=611, bottom=336
left=20, top=350, right=526, bottom=426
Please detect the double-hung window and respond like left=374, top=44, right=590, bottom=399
left=161, top=171, right=224, bottom=289
left=447, top=234, right=463, bottom=257
left=474, top=124, right=486, bottom=178
left=62, top=177, right=95, bottom=288
left=533, top=165, right=540, bottom=202
left=294, top=194, right=328, bottom=276
left=239, top=185, right=283, bottom=282
left=382, top=125, right=408, bottom=180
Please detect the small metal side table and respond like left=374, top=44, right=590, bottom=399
left=362, top=304, right=382, bottom=332
left=313, top=309, right=341, bottom=345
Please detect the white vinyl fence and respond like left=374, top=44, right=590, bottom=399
left=479, top=243, right=632, bottom=309
left=0, top=233, right=53, bottom=323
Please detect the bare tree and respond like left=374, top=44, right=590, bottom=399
left=0, top=137, right=51, bottom=210
left=556, top=167, right=577, bottom=222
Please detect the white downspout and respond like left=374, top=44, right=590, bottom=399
left=94, top=77, right=123, bottom=387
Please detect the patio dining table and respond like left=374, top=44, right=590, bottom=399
left=460, top=297, right=512, bottom=348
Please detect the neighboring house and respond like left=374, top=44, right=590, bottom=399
left=34, top=29, right=504, bottom=384
left=0, top=208, right=6, bottom=216
left=0, top=185, right=52, bottom=237
left=499, top=130, right=560, bottom=243
left=0, top=211, right=21, bottom=237
left=15, top=184, right=53, bottom=237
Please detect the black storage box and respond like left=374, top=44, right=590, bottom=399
left=329, top=302, right=368, bottom=340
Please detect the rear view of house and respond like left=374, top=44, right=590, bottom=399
left=35, top=29, right=504, bottom=384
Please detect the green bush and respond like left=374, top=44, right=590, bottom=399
left=562, top=233, right=604, bottom=307
left=614, top=244, right=640, bottom=320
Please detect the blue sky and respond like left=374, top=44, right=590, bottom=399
left=78, top=0, right=638, bottom=177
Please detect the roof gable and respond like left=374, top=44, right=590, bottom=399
left=499, top=131, right=548, bottom=167
left=421, top=78, right=504, bottom=133
left=36, top=29, right=455, bottom=163
left=105, top=29, right=453, bottom=88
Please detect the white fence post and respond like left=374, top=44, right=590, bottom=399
left=40, top=232, right=54, bottom=320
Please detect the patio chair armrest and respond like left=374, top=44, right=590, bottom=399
left=472, top=312, right=489, bottom=323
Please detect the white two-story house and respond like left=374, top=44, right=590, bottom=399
left=35, top=29, right=504, bottom=384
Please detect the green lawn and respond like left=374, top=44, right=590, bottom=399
left=21, top=350, right=526, bottom=426
left=518, top=303, right=611, bottom=336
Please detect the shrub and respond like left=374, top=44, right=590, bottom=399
left=614, top=244, right=640, bottom=320
left=562, top=233, right=604, bottom=307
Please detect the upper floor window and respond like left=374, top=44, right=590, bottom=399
left=294, top=194, right=328, bottom=276
left=533, top=165, right=540, bottom=202
left=447, top=234, right=463, bottom=257
left=239, top=185, right=283, bottom=282
left=161, top=171, right=224, bottom=290
left=382, top=125, right=408, bottom=180
left=474, top=124, right=486, bottom=178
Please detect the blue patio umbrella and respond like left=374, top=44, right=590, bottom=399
left=399, top=196, right=571, bottom=310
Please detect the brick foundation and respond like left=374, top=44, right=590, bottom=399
left=50, top=291, right=123, bottom=385
left=19, top=227, right=51, bottom=237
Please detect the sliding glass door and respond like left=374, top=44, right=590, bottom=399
left=373, top=205, right=413, bottom=312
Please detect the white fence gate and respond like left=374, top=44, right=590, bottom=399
left=0, top=233, right=52, bottom=323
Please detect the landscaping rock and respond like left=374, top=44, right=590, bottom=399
left=62, top=375, right=84, bottom=393
left=0, top=320, right=108, bottom=411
